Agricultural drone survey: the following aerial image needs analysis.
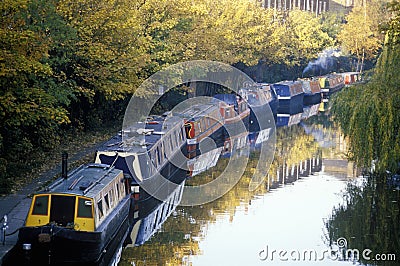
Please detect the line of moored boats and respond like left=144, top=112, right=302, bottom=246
left=6, top=71, right=360, bottom=265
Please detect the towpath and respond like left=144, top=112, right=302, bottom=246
left=0, top=140, right=107, bottom=262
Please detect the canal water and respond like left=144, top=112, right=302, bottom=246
left=117, top=111, right=399, bottom=266
left=4, top=109, right=397, bottom=266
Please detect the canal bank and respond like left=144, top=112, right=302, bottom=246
left=0, top=139, right=108, bottom=263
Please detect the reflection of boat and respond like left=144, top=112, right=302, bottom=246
left=187, top=147, right=223, bottom=177
left=272, top=81, right=304, bottom=115
left=276, top=112, right=303, bottom=127
left=302, top=103, right=320, bottom=120
left=300, top=79, right=322, bottom=106
left=319, top=74, right=344, bottom=99
left=95, top=114, right=187, bottom=184
left=249, top=128, right=272, bottom=149
left=221, top=132, right=249, bottom=158
left=16, top=163, right=131, bottom=264
left=318, top=100, right=329, bottom=112
left=126, top=181, right=185, bottom=247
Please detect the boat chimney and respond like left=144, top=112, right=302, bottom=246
left=62, top=152, right=68, bottom=179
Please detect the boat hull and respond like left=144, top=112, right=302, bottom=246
left=277, top=93, right=304, bottom=115
left=14, top=197, right=130, bottom=265
left=303, top=93, right=321, bottom=106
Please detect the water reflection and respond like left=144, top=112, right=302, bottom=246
left=117, top=112, right=363, bottom=265
left=325, top=175, right=400, bottom=265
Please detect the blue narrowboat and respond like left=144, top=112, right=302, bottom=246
left=95, top=113, right=188, bottom=190
left=240, top=84, right=278, bottom=132
left=272, top=81, right=304, bottom=115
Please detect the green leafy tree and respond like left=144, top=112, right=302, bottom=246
left=0, top=0, right=70, bottom=192
left=332, top=1, right=400, bottom=173
left=337, top=3, right=387, bottom=73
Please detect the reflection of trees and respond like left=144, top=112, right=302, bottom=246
left=121, top=123, right=323, bottom=265
left=325, top=175, right=400, bottom=265
left=303, top=114, right=349, bottom=159
left=120, top=211, right=203, bottom=265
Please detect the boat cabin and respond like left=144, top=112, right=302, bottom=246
left=272, top=81, right=304, bottom=115
left=318, top=74, right=345, bottom=95
left=25, top=164, right=128, bottom=232
left=95, top=115, right=187, bottom=183
left=341, top=72, right=360, bottom=85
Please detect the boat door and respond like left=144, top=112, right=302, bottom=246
left=50, top=195, right=76, bottom=226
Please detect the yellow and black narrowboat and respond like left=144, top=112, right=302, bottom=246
left=16, top=163, right=131, bottom=265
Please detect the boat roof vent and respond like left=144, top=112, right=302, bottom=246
left=79, top=181, right=93, bottom=191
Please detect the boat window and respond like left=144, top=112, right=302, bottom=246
left=225, top=109, right=231, bottom=118
left=77, top=197, right=93, bottom=218
left=104, top=193, right=110, bottom=211
left=176, top=130, right=180, bottom=144
left=97, top=199, right=104, bottom=219
left=32, top=195, right=49, bottom=215
left=180, top=128, right=184, bottom=141
left=169, top=136, right=174, bottom=151
left=50, top=195, right=75, bottom=226
left=197, top=122, right=202, bottom=133
left=116, top=182, right=120, bottom=199
left=163, top=143, right=167, bottom=160
left=109, top=189, right=114, bottom=207
left=156, top=146, right=161, bottom=165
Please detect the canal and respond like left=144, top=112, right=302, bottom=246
left=117, top=112, right=399, bottom=265
left=4, top=110, right=398, bottom=265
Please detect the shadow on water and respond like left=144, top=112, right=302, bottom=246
left=325, top=173, right=400, bottom=265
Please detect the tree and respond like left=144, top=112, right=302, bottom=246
left=0, top=0, right=70, bottom=192
left=337, top=3, right=387, bottom=73
left=332, top=1, right=400, bottom=173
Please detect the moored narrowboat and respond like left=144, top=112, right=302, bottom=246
left=240, top=84, right=278, bottom=132
left=16, top=163, right=131, bottom=265
left=318, top=73, right=344, bottom=99
left=213, top=93, right=250, bottom=137
left=179, top=103, right=224, bottom=158
left=95, top=114, right=188, bottom=186
left=300, top=79, right=322, bottom=106
left=272, top=81, right=304, bottom=115
left=340, top=72, right=360, bottom=85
